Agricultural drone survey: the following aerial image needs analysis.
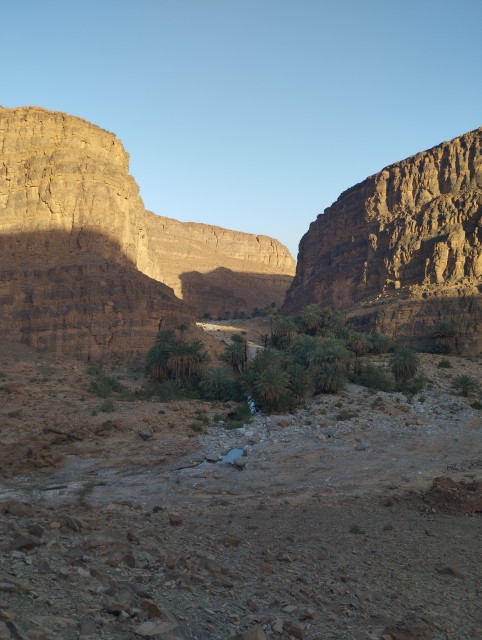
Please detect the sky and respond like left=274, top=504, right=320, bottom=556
left=2, top=0, right=481, bottom=259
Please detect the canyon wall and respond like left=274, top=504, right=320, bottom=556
left=284, top=128, right=482, bottom=353
left=140, top=212, right=295, bottom=318
left=0, top=106, right=294, bottom=360
left=0, top=106, right=188, bottom=362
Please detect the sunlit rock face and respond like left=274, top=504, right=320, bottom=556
left=0, top=106, right=189, bottom=362
left=0, top=106, right=295, bottom=360
left=284, top=128, right=482, bottom=353
left=140, top=212, right=296, bottom=320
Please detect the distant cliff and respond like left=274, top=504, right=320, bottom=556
left=284, top=128, right=482, bottom=353
left=140, top=212, right=295, bottom=319
left=0, top=106, right=294, bottom=361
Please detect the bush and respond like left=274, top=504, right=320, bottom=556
left=452, top=374, right=480, bottom=398
left=224, top=401, right=253, bottom=429
left=199, top=367, right=243, bottom=401
left=354, top=364, right=394, bottom=392
left=88, top=370, right=129, bottom=399
left=437, top=359, right=452, bottom=368
left=369, top=333, right=394, bottom=354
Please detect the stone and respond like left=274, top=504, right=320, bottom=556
left=234, top=456, right=248, bottom=469
left=79, top=616, right=97, bottom=636
left=0, top=501, right=35, bottom=517
left=283, top=621, right=305, bottom=639
left=10, top=534, right=44, bottom=551
left=233, top=627, right=267, bottom=640
left=168, top=512, right=182, bottom=526
left=284, top=127, right=482, bottom=354
left=134, top=616, right=186, bottom=639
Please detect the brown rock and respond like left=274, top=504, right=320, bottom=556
left=284, top=127, right=482, bottom=353
left=233, top=627, right=267, bottom=640
left=10, top=533, right=44, bottom=551
left=0, top=501, right=35, bottom=517
left=0, top=106, right=294, bottom=361
left=167, top=512, right=183, bottom=526
left=134, top=613, right=186, bottom=639
left=283, top=621, right=305, bottom=639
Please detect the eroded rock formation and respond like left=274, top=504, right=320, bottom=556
left=141, top=212, right=295, bottom=318
left=0, top=106, right=294, bottom=360
left=0, top=107, right=189, bottom=361
left=284, top=128, right=482, bottom=352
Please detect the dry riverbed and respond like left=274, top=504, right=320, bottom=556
left=0, top=337, right=481, bottom=639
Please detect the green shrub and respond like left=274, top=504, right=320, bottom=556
left=396, top=376, right=426, bottom=396
left=200, top=367, right=243, bottom=401
left=224, top=401, right=252, bottom=429
left=437, top=359, right=452, bottom=368
left=470, top=400, right=482, bottom=410
left=88, top=371, right=126, bottom=398
left=354, top=364, right=394, bottom=392
left=369, top=333, right=394, bottom=354
left=98, top=399, right=115, bottom=413
left=452, top=374, right=480, bottom=398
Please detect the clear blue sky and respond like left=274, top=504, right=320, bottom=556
left=2, top=0, right=481, bottom=258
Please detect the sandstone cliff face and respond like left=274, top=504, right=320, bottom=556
left=284, top=128, right=482, bottom=352
left=0, top=106, right=294, bottom=360
left=140, top=212, right=295, bottom=318
left=0, top=107, right=189, bottom=361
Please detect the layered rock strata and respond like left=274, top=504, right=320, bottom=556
left=284, top=128, right=482, bottom=352
left=0, top=107, right=189, bottom=361
left=0, top=106, right=294, bottom=360
left=141, top=211, right=295, bottom=318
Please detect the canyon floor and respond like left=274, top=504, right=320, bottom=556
left=0, top=321, right=481, bottom=640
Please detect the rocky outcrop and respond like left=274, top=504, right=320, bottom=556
left=140, top=212, right=295, bottom=318
left=0, top=107, right=190, bottom=361
left=0, top=106, right=294, bottom=360
left=284, top=128, right=482, bottom=352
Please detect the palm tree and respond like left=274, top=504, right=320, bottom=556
left=369, top=333, right=394, bottom=354
left=288, top=364, right=314, bottom=402
left=271, top=316, right=298, bottom=349
left=253, top=366, right=290, bottom=412
left=200, top=367, right=237, bottom=400
left=167, top=339, right=208, bottom=386
left=390, top=347, right=420, bottom=384
left=300, top=304, right=324, bottom=335
left=251, top=347, right=284, bottom=374
left=452, top=374, right=479, bottom=397
left=224, top=340, right=246, bottom=374
left=308, top=338, right=351, bottom=393
left=266, top=304, right=279, bottom=339
left=433, top=321, right=457, bottom=354
left=145, top=330, right=177, bottom=382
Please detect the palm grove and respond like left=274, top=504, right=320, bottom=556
left=143, top=305, right=440, bottom=413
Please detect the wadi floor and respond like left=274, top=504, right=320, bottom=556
left=0, top=322, right=481, bottom=640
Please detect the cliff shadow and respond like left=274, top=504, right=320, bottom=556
left=179, top=267, right=294, bottom=319
left=0, top=229, right=189, bottom=362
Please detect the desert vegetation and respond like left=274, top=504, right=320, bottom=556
left=142, top=305, right=436, bottom=413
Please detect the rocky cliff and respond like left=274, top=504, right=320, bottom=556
left=284, top=128, right=482, bottom=353
left=0, top=107, right=191, bottom=361
left=140, top=212, right=295, bottom=318
left=0, top=106, right=294, bottom=360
